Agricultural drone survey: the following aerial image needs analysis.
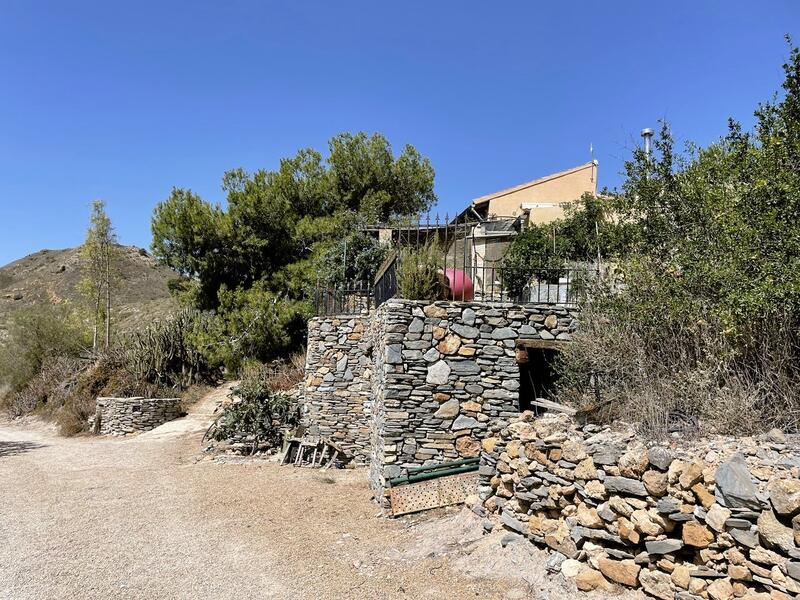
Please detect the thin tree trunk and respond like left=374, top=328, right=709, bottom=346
left=92, top=290, right=101, bottom=353
left=104, top=242, right=111, bottom=350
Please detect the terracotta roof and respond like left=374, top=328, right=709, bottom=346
left=472, top=161, right=597, bottom=206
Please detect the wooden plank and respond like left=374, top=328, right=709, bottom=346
left=516, top=339, right=568, bottom=351
left=530, top=398, right=576, bottom=415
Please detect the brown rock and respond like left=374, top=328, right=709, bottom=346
left=437, top=334, right=461, bottom=354
left=671, top=564, right=691, bottom=589
left=574, top=457, right=597, bottom=480
left=575, top=568, right=611, bottom=591
left=631, top=509, right=663, bottom=536
left=481, top=437, right=497, bottom=453
left=728, top=565, right=751, bottom=581
left=706, top=503, right=732, bottom=532
left=682, top=521, right=714, bottom=548
left=432, top=326, right=446, bottom=340
left=544, top=314, right=558, bottom=329
left=457, top=346, right=476, bottom=356
left=639, top=568, right=674, bottom=600
left=618, top=517, right=641, bottom=544
left=461, top=400, right=482, bottom=413
left=584, top=480, right=606, bottom=500
left=793, top=514, right=800, bottom=546
left=707, top=577, right=734, bottom=600
left=693, top=482, right=716, bottom=508
left=433, top=392, right=451, bottom=402
left=576, top=503, right=604, bottom=529
left=619, top=446, right=649, bottom=478
left=455, top=436, right=481, bottom=457
left=561, top=439, right=587, bottom=463
left=679, top=461, right=704, bottom=489
left=768, top=479, right=800, bottom=517
left=643, top=470, right=668, bottom=496
left=758, top=509, right=797, bottom=554
left=423, top=304, right=448, bottom=318
left=597, top=558, right=640, bottom=587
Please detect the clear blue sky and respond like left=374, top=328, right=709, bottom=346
left=1, top=1, right=798, bottom=265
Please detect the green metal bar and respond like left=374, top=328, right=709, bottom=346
left=388, top=462, right=479, bottom=487
left=405, top=457, right=479, bottom=475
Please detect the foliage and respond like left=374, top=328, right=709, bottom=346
left=210, top=363, right=300, bottom=454
left=0, top=303, right=89, bottom=394
left=79, top=199, right=121, bottom=351
left=396, top=240, right=444, bottom=301
left=556, top=41, right=800, bottom=434
left=499, top=193, right=632, bottom=297
left=150, top=132, right=435, bottom=361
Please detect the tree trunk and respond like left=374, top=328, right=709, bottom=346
left=104, top=243, right=111, bottom=350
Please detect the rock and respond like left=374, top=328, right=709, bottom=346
left=648, top=446, right=675, bottom=471
left=672, top=564, right=692, bottom=589
left=729, top=528, right=759, bottom=548
left=583, top=480, right=606, bottom=500
left=643, top=470, right=668, bottom=496
left=657, top=496, right=682, bottom=514
left=604, top=476, right=648, bottom=497
left=707, top=577, right=734, bottom=600
left=450, top=324, right=479, bottom=339
left=706, top=504, right=732, bottom=533
left=768, top=480, right=800, bottom=517
left=631, top=509, right=663, bottom=536
left=426, top=360, right=451, bottom=384
left=447, top=360, right=481, bottom=375
left=461, top=307, right=476, bottom=325
left=423, top=304, right=447, bottom=318
left=794, top=514, right=800, bottom=546
left=455, top=436, right=481, bottom=457
left=434, top=399, right=460, bottom=418
left=545, top=551, right=566, bottom=572
left=683, top=521, right=714, bottom=548
left=543, top=314, right=558, bottom=329
left=592, top=444, right=624, bottom=465
left=491, top=327, right=517, bottom=340
left=500, top=511, right=526, bottom=534
left=619, top=446, right=649, bottom=477
left=610, top=496, right=634, bottom=517
left=561, top=439, right=587, bottom=463
left=576, top=503, right=604, bottom=529
left=597, top=558, right=640, bottom=587
left=728, top=564, right=751, bottom=581
left=560, top=558, right=583, bottom=578
left=575, top=568, right=611, bottom=591
left=452, top=415, right=480, bottom=430
left=437, top=334, right=462, bottom=355
left=750, top=545, right=787, bottom=566
left=646, top=539, right=684, bottom=554
left=693, top=482, right=716, bottom=508
left=766, top=428, right=787, bottom=444
left=758, top=509, right=797, bottom=554
left=715, top=453, right=761, bottom=510
left=786, top=561, right=800, bottom=582
left=679, top=461, right=704, bottom=489
left=482, top=437, right=498, bottom=453
left=574, top=457, right=597, bottom=480
left=639, top=568, right=675, bottom=600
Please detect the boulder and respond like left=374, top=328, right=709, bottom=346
left=648, top=446, right=675, bottom=471
left=683, top=521, right=714, bottom=548
left=715, top=453, right=761, bottom=510
left=768, top=480, right=800, bottom=517
left=597, top=558, right=640, bottom=587
left=639, top=568, right=674, bottom=600
left=758, top=509, right=797, bottom=554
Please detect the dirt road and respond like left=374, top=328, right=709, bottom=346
left=0, top=387, right=526, bottom=600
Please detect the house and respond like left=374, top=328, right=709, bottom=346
left=471, top=160, right=598, bottom=224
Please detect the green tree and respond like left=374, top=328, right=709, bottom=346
left=79, top=200, right=120, bottom=352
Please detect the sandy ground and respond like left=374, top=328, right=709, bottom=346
left=0, top=386, right=634, bottom=600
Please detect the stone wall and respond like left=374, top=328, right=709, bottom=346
left=95, top=397, right=182, bottom=435
left=368, top=299, right=578, bottom=503
left=476, top=411, right=800, bottom=599
left=304, top=315, right=373, bottom=463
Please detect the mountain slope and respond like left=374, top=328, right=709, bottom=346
left=0, top=245, right=180, bottom=343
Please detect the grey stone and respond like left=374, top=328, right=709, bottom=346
left=426, top=360, right=451, bottom=384
left=491, top=327, right=518, bottom=340
left=715, top=452, right=761, bottom=510
left=452, top=415, right=480, bottom=430
left=446, top=360, right=481, bottom=375
left=385, top=344, right=403, bottom=364
left=450, top=324, right=479, bottom=339
left=423, top=347, right=441, bottom=362
left=648, top=446, right=675, bottom=471
left=646, top=539, right=684, bottom=554
left=729, top=528, right=759, bottom=548
left=461, top=308, right=476, bottom=326
left=408, top=318, right=424, bottom=333
left=787, top=562, right=800, bottom=582
left=657, top=496, right=682, bottom=514
left=604, top=476, right=648, bottom=497
left=434, top=399, right=460, bottom=419
left=500, top=510, right=526, bottom=534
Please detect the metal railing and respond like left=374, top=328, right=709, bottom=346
left=312, top=281, right=373, bottom=317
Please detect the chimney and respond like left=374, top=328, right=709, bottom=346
left=640, top=128, right=654, bottom=158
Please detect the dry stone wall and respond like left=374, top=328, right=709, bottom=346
left=304, top=314, right=373, bottom=463
left=368, top=299, right=578, bottom=503
left=95, top=397, right=182, bottom=435
left=476, top=411, right=800, bottom=599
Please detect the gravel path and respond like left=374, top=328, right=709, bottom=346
left=0, top=387, right=522, bottom=600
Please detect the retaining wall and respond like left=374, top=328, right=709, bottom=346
left=476, top=412, right=800, bottom=599
left=95, top=396, right=182, bottom=435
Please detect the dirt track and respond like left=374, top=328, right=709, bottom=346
left=0, top=387, right=518, bottom=600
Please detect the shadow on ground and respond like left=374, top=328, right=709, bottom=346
left=0, top=440, right=46, bottom=458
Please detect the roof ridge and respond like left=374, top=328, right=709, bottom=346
left=472, top=161, right=597, bottom=205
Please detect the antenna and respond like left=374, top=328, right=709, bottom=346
left=641, top=128, right=654, bottom=158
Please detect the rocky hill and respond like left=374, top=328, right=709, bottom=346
left=0, top=245, right=180, bottom=343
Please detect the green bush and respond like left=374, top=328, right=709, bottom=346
left=396, top=241, right=443, bottom=301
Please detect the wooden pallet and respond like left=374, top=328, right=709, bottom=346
left=389, top=471, right=480, bottom=516
left=281, top=437, right=347, bottom=469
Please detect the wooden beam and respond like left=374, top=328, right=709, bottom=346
left=516, top=339, right=569, bottom=352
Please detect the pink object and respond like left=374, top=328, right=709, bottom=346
left=444, top=268, right=474, bottom=301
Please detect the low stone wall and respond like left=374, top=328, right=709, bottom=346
left=369, top=299, right=578, bottom=504
left=477, top=412, right=800, bottom=599
left=304, top=315, right=373, bottom=463
left=95, top=397, right=182, bottom=435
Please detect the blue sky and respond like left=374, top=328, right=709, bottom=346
left=1, top=1, right=798, bottom=265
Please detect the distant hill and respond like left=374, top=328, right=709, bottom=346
left=0, top=245, right=180, bottom=343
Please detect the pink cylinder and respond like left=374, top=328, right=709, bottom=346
left=444, top=268, right=474, bottom=301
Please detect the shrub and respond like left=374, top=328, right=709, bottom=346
left=396, top=241, right=443, bottom=301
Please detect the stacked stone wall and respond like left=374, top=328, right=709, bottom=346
left=476, top=412, right=800, bottom=599
left=304, top=315, right=373, bottom=463
left=368, top=299, right=578, bottom=503
left=95, top=397, right=182, bottom=435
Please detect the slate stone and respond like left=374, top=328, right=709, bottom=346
left=423, top=347, right=441, bottom=362
left=590, top=445, right=624, bottom=465
left=604, top=476, right=648, bottom=497
left=500, top=510, right=526, bottom=534
left=426, top=360, right=451, bottom=384
left=646, top=539, right=684, bottom=554
left=715, top=452, right=761, bottom=510
left=648, top=446, right=675, bottom=471
left=386, top=344, right=403, bottom=364
left=408, top=318, right=424, bottom=333
left=452, top=415, right=480, bottom=430
left=461, top=308, right=476, bottom=326
left=657, top=496, right=682, bottom=514
left=491, top=327, right=518, bottom=340
left=450, top=324, right=479, bottom=339
left=729, top=528, right=759, bottom=548
left=446, top=359, right=481, bottom=375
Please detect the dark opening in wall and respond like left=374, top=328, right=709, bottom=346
left=517, top=344, right=562, bottom=414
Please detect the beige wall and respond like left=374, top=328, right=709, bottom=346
left=475, top=162, right=598, bottom=224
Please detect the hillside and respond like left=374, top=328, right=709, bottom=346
left=0, top=245, right=180, bottom=343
